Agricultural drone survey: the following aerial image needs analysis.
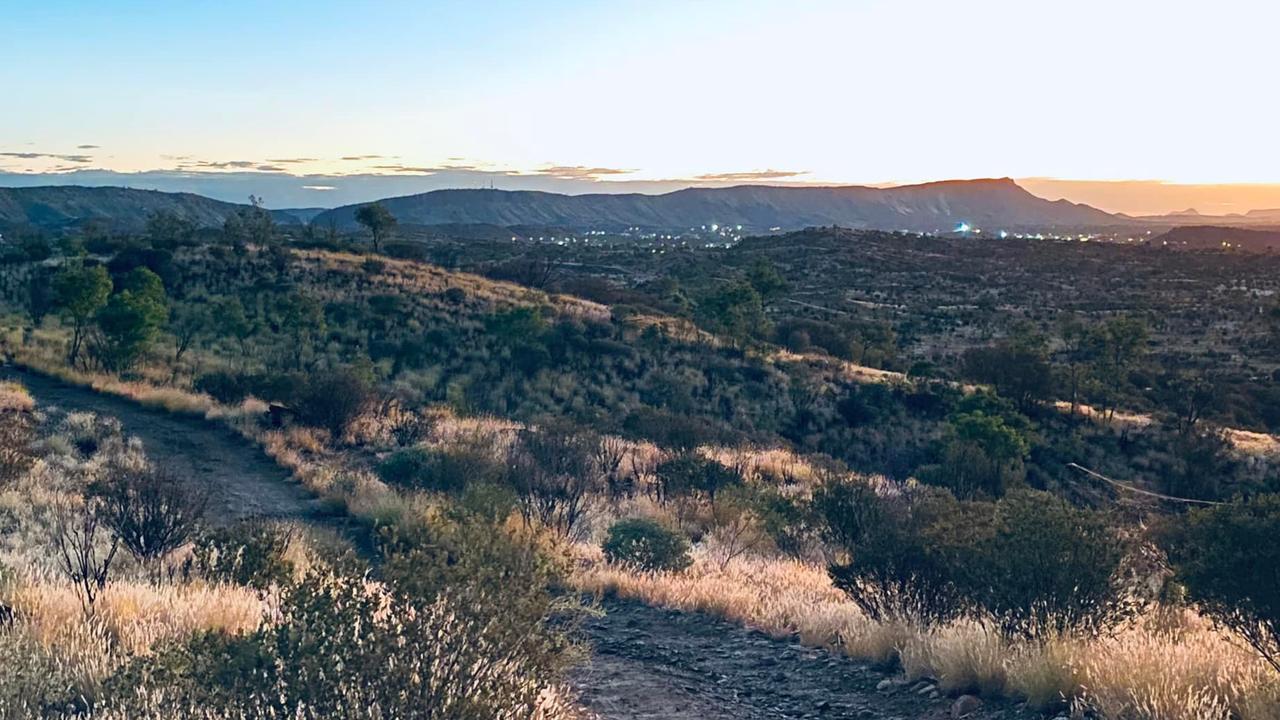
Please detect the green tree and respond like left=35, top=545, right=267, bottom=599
left=961, top=335, right=1052, bottom=412
left=94, top=267, right=169, bottom=371
left=1165, top=494, right=1280, bottom=671
left=698, top=281, right=768, bottom=346
left=169, top=302, right=212, bottom=370
left=146, top=210, right=196, bottom=249
left=213, top=296, right=253, bottom=358
left=278, top=293, right=326, bottom=369
left=746, top=259, right=788, bottom=305
left=927, top=411, right=1030, bottom=498
left=53, top=263, right=112, bottom=365
left=355, top=202, right=397, bottom=253
left=1056, top=314, right=1095, bottom=417
left=1090, top=315, right=1148, bottom=421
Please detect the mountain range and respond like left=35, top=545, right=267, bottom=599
left=0, top=179, right=1127, bottom=236
left=310, top=179, right=1124, bottom=233
left=0, top=185, right=301, bottom=232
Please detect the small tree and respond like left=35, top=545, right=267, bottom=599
left=746, top=258, right=788, bottom=305
left=355, top=202, right=397, bottom=253
left=213, top=296, right=254, bottom=358
left=53, top=263, right=112, bottom=365
left=654, top=451, right=741, bottom=507
left=278, top=292, right=326, bottom=370
left=93, top=267, right=169, bottom=371
left=169, top=302, right=211, bottom=369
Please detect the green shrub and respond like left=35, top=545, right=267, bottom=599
left=293, top=367, right=375, bottom=437
left=193, top=370, right=248, bottom=404
left=820, top=480, right=973, bottom=626
left=375, top=443, right=503, bottom=495
left=602, top=519, right=691, bottom=572
left=822, top=482, right=1134, bottom=637
left=190, top=521, right=295, bottom=590
left=1165, top=494, right=1280, bottom=671
left=375, top=448, right=436, bottom=488
left=654, top=452, right=742, bottom=505
left=959, top=489, right=1135, bottom=638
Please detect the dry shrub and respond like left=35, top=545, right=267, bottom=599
left=0, top=382, right=34, bottom=413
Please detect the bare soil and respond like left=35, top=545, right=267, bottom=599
left=2, top=366, right=324, bottom=523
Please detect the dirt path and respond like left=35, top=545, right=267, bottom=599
left=4, top=366, right=1030, bottom=720
left=572, top=599, right=1034, bottom=720
left=2, top=366, right=325, bottom=523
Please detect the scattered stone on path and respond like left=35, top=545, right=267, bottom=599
left=952, top=695, right=983, bottom=718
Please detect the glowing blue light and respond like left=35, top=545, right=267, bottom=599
left=955, top=222, right=972, bottom=233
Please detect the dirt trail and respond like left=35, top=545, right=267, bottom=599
left=4, top=366, right=1030, bottom=720
left=2, top=367, right=324, bottom=523
left=573, top=599, right=1033, bottom=720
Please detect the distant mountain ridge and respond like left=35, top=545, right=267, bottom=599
left=0, top=179, right=1129, bottom=235
left=0, top=186, right=301, bottom=231
left=312, top=179, right=1126, bottom=233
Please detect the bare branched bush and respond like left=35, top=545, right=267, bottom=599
left=88, top=462, right=207, bottom=571
left=509, top=425, right=602, bottom=538
left=52, top=501, right=118, bottom=615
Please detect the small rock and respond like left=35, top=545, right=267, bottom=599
left=816, top=700, right=831, bottom=712
left=916, top=683, right=936, bottom=696
left=951, top=695, right=983, bottom=718
left=876, top=679, right=895, bottom=692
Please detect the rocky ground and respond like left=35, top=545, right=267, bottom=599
left=573, top=598, right=1038, bottom=720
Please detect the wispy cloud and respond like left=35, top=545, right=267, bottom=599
left=77, top=144, right=100, bottom=150
left=532, top=165, right=636, bottom=180
left=266, top=157, right=319, bottom=164
left=303, top=184, right=337, bottom=191
left=340, top=154, right=394, bottom=161
left=1, top=151, right=94, bottom=163
left=178, top=159, right=259, bottom=169
left=692, top=169, right=809, bottom=182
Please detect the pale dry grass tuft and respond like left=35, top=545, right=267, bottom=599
left=0, top=381, right=34, bottom=412
left=8, top=579, right=266, bottom=657
left=575, top=548, right=1280, bottom=719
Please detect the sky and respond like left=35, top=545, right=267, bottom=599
left=4, top=0, right=1280, bottom=213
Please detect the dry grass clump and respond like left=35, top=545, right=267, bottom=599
left=0, top=381, right=34, bottom=412
left=575, top=546, right=1280, bottom=720
left=574, top=546, right=904, bottom=665
left=7, top=579, right=266, bottom=657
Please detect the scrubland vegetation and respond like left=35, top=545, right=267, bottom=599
left=0, top=211, right=1277, bottom=718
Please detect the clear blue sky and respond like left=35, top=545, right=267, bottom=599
left=5, top=0, right=1280, bottom=211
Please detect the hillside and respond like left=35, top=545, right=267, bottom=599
left=1152, top=225, right=1280, bottom=252
left=312, top=179, right=1125, bottom=233
left=0, top=186, right=299, bottom=231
